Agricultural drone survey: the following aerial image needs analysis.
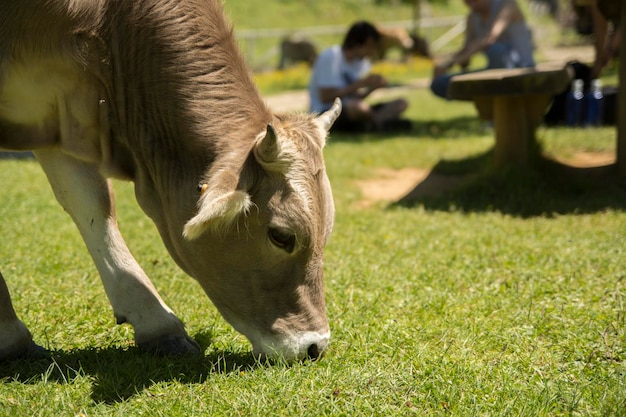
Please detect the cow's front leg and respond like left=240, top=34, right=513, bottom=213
left=0, top=271, right=48, bottom=360
left=34, top=149, right=200, bottom=356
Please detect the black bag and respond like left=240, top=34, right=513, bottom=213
left=543, top=61, right=617, bottom=126
left=602, top=86, right=618, bottom=125
left=543, top=61, right=591, bottom=126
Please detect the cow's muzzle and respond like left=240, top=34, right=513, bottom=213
left=253, top=330, right=330, bottom=362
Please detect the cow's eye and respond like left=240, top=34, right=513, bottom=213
left=268, top=227, right=296, bottom=253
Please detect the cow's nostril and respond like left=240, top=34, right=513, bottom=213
left=307, top=343, right=321, bottom=360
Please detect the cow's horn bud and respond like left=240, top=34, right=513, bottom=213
left=317, top=98, right=342, bottom=132
left=254, top=123, right=279, bottom=164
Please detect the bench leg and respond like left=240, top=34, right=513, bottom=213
left=492, top=95, right=551, bottom=169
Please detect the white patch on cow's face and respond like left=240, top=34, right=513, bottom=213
left=249, top=326, right=331, bottom=361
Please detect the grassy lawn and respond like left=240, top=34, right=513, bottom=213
left=1, top=86, right=625, bottom=415
left=1, top=1, right=624, bottom=415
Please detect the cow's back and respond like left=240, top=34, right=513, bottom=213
left=0, top=0, right=270, bottom=166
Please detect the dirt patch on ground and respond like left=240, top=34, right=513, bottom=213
left=355, top=167, right=469, bottom=208
left=552, top=151, right=615, bottom=168
left=355, top=151, right=616, bottom=207
left=355, top=167, right=428, bottom=206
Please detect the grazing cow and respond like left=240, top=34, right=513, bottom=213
left=0, top=0, right=341, bottom=362
left=278, top=37, right=318, bottom=70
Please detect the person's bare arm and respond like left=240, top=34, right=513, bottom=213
left=460, top=0, right=521, bottom=61
left=318, top=74, right=387, bottom=102
left=590, top=0, right=619, bottom=78
left=436, top=0, right=522, bottom=74
left=318, top=84, right=360, bottom=103
left=486, top=0, right=521, bottom=44
left=433, top=14, right=474, bottom=76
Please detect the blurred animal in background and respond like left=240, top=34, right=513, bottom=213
left=528, top=0, right=559, bottom=18
left=375, top=26, right=431, bottom=61
left=277, top=36, right=318, bottom=69
left=408, top=32, right=432, bottom=59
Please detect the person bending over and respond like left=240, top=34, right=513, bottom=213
left=430, top=0, right=535, bottom=99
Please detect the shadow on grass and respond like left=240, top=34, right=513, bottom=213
left=0, top=331, right=263, bottom=404
left=393, top=148, right=626, bottom=216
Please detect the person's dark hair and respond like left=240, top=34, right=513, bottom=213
left=342, top=21, right=380, bottom=50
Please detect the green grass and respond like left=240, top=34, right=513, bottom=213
left=223, top=0, right=466, bottom=31
left=2, top=1, right=623, bottom=414
left=1, top=87, right=625, bottom=415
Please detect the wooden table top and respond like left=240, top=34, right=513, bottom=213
left=447, top=64, right=574, bottom=100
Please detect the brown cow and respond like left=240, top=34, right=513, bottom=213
left=278, top=37, right=318, bottom=69
left=376, top=26, right=432, bottom=60
left=0, top=0, right=341, bottom=362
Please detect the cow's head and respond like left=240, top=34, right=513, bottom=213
left=179, top=99, right=341, bottom=361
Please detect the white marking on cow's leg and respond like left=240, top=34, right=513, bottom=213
left=0, top=271, right=43, bottom=360
left=33, top=149, right=198, bottom=355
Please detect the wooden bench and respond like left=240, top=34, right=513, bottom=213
left=447, top=64, right=573, bottom=169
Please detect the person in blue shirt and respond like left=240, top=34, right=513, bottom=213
left=308, top=21, right=411, bottom=132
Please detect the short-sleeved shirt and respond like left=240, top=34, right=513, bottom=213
left=466, top=0, right=535, bottom=67
left=308, top=45, right=371, bottom=113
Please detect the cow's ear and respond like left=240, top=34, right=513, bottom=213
left=315, top=98, right=342, bottom=134
left=183, top=169, right=252, bottom=240
left=183, top=189, right=251, bottom=240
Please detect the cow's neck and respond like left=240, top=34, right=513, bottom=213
left=104, top=0, right=271, bottom=220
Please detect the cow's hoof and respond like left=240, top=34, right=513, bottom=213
left=138, top=334, right=202, bottom=357
left=22, top=341, right=50, bottom=359
left=0, top=341, right=49, bottom=362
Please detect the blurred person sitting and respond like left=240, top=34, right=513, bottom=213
left=308, top=21, right=411, bottom=133
left=430, top=0, right=535, bottom=99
